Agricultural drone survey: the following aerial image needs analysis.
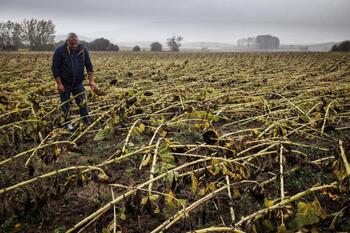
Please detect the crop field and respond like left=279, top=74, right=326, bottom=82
left=0, top=52, right=350, bottom=233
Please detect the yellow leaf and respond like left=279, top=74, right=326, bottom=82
left=222, top=164, right=228, bottom=175
left=160, top=130, right=167, bottom=137
left=252, top=128, right=260, bottom=136
left=208, top=159, right=221, bottom=176
left=239, top=166, right=249, bottom=179
left=154, top=205, right=160, bottom=214
left=231, top=187, right=241, bottom=199
left=98, top=173, right=109, bottom=182
left=119, top=208, right=126, bottom=221
left=138, top=123, right=145, bottom=134
left=206, top=182, right=217, bottom=192
left=226, top=170, right=241, bottom=181
left=212, top=159, right=220, bottom=166
left=311, top=197, right=326, bottom=219
left=141, top=153, right=152, bottom=167
left=191, top=172, right=198, bottom=194
left=264, top=198, right=274, bottom=208
left=141, top=196, right=148, bottom=206
left=165, top=190, right=175, bottom=204
left=149, top=194, right=159, bottom=202
left=112, top=114, right=120, bottom=124
left=197, top=188, right=206, bottom=196
left=54, top=147, right=61, bottom=157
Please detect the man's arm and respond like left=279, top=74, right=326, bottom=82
left=87, top=71, right=97, bottom=90
left=52, top=48, right=65, bottom=93
left=84, top=48, right=97, bottom=90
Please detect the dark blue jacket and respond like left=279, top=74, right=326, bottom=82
left=52, top=43, right=93, bottom=87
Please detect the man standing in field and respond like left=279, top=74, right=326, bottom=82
left=51, top=33, right=97, bottom=130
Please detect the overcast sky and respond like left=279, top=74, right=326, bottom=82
left=1, top=0, right=349, bottom=44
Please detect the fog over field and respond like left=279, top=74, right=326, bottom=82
left=0, top=0, right=349, bottom=44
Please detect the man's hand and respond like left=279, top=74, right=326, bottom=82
left=54, top=77, right=65, bottom=94
left=57, top=83, right=65, bottom=94
left=89, top=80, right=98, bottom=91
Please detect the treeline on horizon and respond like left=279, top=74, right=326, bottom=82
left=0, top=19, right=183, bottom=52
left=0, top=19, right=125, bottom=52
left=1, top=19, right=349, bottom=52
left=237, top=35, right=280, bottom=50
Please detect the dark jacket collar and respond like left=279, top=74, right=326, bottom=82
left=65, top=42, right=84, bottom=55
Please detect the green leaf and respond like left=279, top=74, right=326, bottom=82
left=276, top=223, right=287, bottom=233
left=165, top=171, right=176, bottom=186
left=131, top=123, right=146, bottom=136
left=93, top=127, right=112, bottom=141
left=158, top=144, right=175, bottom=166
left=289, top=199, right=325, bottom=229
left=177, top=198, right=187, bottom=207
left=300, top=114, right=310, bottom=123
left=101, top=228, right=109, bottom=233
left=262, top=219, right=274, bottom=232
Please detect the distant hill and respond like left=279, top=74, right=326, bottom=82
left=117, top=41, right=236, bottom=51
left=305, top=42, right=338, bottom=52
left=53, top=36, right=340, bottom=52
left=182, top=42, right=235, bottom=50
left=182, top=41, right=340, bottom=52
left=117, top=41, right=160, bottom=48
left=54, top=34, right=95, bottom=42
left=280, top=42, right=338, bottom=52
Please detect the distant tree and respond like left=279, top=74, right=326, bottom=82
left=54, top=39, right=88, bottom=48
left=331, top=44, right=338, bottom=51
left=237, top=37, right=257, bottom=49
left=331, top=41, right=350, bottom=52
left=167, top=35, right=183, bottom=52
left=54, top=38, right=118, bottom=51
left=256, top=35, right=279, bottom=49
left=247, top=37, right=256, bottom=48
left=88, top=38, right=119, bottom=51
left=21, top=19, right=55, bottom=50
left=78, top=40, right=89, bottom=47
left=150, top=42, right=162, bottom=52
left=132, top=45, right=141, bottom=52
left=0, top=21, right=23, bottom=50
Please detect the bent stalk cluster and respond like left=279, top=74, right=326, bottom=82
left=1, top=52, right=350, bottom=232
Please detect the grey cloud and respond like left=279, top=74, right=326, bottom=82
left=0, top=0, right=349, bottom=43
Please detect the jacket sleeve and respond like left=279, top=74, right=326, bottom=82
left=84, top=48, right=94, bottom=73
left=52, top=48, right=61, bottom=78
